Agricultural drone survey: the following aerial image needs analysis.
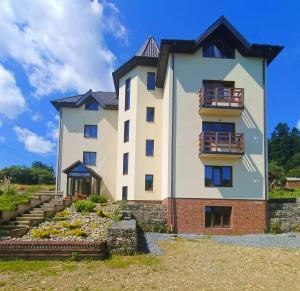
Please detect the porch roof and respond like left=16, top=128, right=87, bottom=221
left=63, top=161, right=102, bottom=180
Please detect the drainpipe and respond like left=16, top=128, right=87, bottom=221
left=170, top=42, right=177, bottom=232
left=263, top=58, right=268, bottom=231
left=55, top=108, right=63, bottom=195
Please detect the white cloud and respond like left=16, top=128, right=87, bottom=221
left=297, top=119, right=300, bottom=130
left=14, top=126, right=55, bottom=154
left=0, top=136, right=5, bottom=143
left=0, top=0, right=127, bottom=98
left=46, top=121, right=58, bottom=140
left=0, top=64, right=26, bottom=119
left=31, top=113, right=42, bottom=122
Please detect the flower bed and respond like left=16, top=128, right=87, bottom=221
left=22, top=202, right=120, bottom=241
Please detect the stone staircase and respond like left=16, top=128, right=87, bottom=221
left=0, top=195, right=71, bottom=240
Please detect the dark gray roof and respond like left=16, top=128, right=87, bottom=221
left=51, top=89, right=118, bottom=110
left=136, top=36, right=159, bottom=58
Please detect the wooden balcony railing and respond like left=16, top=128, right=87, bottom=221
left=199, top=132, right=244, bottom=155
left=199, top=87, right=244, bottom=109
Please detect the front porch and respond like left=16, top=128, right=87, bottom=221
left=63, top=161, right=102, bottom=199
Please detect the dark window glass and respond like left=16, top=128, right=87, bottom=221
left=146, top=140, right=154, bottom=156
left=122, top=186, right=128, bottom=201
left=147, top=72, right=155, bottom=90
left=145, top=174, right=153, bottom=191
left=124, top=120, right=129, bottom=143
left=123, top=153, right=128, bottom=175
left=85, top=100, right=99, bottom=111
left=203, top=42, right=234, bottom=59
left=125, top=78, right=130, bottom=111
left=84, top=125, right=97, bottom=138
left=205, top=206, right=232, bottom=228
left=205, top=166, right=232, bottom=187
left=202, top=122, right=235, bottom=133
left=83, top=152, right=96, bottom=166
left=146, top=107, right=155, bottom=122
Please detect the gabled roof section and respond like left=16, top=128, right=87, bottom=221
left=51, top=89, right=118, bottom=111
left=63, top=160, right=102, bottom=179
left=112, top=36, right=160, bottom=96
left=156, top=16, right=283, bottom=87
left=136, top=36, right=159, bottom=58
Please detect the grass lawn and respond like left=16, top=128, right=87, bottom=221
left=0, top=238, right=299, bottom=290
left=269, top=188, right=300, bottom=199
left=0, top=193, right=34, bottom=211
left=0, top=184, right=55, bottom=211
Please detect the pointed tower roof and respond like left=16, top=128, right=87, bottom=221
left=136, top=36, right=159, bottom=58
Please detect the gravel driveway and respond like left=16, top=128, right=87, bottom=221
left=144, top=232, right=300, bottom=255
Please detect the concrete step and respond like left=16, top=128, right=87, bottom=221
left=9, top=221, right=30, bottom=227
left=22, top=213, right=44, bottom=218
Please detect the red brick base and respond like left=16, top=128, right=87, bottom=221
left=162, top=198, right=267, bottom=234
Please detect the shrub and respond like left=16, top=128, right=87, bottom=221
left=89, top=194, right=108, bottom=204
left=73, top=200, right=96, bottom=213
left=31, top=229, right=62, bottom=239
left=64, top=229, right=88, bottom=237
left=60, top=220, right=82, bottom=229
left=96, top=209, right=111, bottom=219
left=270, top=221, right=282, bottom=234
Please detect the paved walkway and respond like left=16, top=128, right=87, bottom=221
left=144, top=232, right=300, bottom=255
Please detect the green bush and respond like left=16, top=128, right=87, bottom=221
left=89, top=194, right=108, bottom=204
left=60, top=220, right=82, bottom=229
left=64, top=229, right=88, bottom=237
left=31, top=229, right=62, bottom=239
left=270, top=222, right=282, bottom=234
left=96, top=209, right=111, bottom=219
left=73, top=200, right=96, bottom=213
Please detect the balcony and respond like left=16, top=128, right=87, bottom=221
left=199, top=132, right=244, bottom=158
left=199, top=86, right=244, bottom=116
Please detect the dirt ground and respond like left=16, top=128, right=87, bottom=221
left=0, top=238, right=299, bottom=290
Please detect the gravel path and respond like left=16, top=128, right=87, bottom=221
left=144, top=232, right=300, bottom=255
left=213, top=233, right=300, bottom=249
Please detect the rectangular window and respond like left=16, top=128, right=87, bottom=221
left=84, top=125, right=97, bottom=138
left=205, top=166, right=232, bottom=187
left=122, top=186, right=128, bottom=201
left=202, top=122, right=235, bottom=133
left=123, top=153, right=128, bottom=175
left=147, top=72, right=155, bottom=90
left=146, top=107, right=155, bottom=122
left=85, top=101, right=99, bottom=111
left=83, top=152, right=96, bottom=166
left=205, top=206, right=232, bottom=228
left=125, top=78, right=130, bottom=111
left=146, top=139, right=154, bottom=156
left=145, top=174, right=153, bottom=191
left=124, top=120, right=129, bottom=143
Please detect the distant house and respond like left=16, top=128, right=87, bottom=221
left=285, top=178, right=300, bottom=189
left=51, top=16, right=283, bottom=234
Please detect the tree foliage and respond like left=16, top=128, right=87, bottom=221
left=268, top=123, right=300, bottom=174
left=0, top=161, right=55, bottom=185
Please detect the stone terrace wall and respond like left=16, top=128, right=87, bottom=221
left=268, top=198, right=300, bottom=232
left=106, top=219, right=137, bottom=255
left=119, top=204, right=167, bottom=232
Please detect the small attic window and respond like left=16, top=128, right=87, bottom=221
left=85, top=100, right=99, bottom=111
left=203, top=41, right=235, bottom=59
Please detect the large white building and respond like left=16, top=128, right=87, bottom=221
left=52, top=17, right=282, bottom=234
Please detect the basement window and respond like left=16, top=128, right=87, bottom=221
left=205, top=206, right=232, bottom=228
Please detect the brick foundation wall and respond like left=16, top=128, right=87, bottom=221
left=162, top=198, right=267, bottom=234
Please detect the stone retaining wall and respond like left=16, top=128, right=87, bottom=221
left=106, top=219, right=137, bottom=255
left=119, top=204, right=167, bottom=233
left=268, top=198, right=300, bottom=232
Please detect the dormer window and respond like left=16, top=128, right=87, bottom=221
left=85, top=100, right=99, bottom=111
left=203, top=41, right=234, bottom=59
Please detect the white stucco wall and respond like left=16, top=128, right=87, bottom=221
left=167, top=49, right=265, bottom=200
left=116, top=66, right=163, bottom=201
left=59, top=105, right=118, bottom=199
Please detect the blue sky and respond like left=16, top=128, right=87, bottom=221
left=0, top=0, right=299, bottom=169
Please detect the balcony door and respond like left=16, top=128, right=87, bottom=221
left=203, top=81, right=234, bottom=103
left=202, top=122, right=235, bottom=134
